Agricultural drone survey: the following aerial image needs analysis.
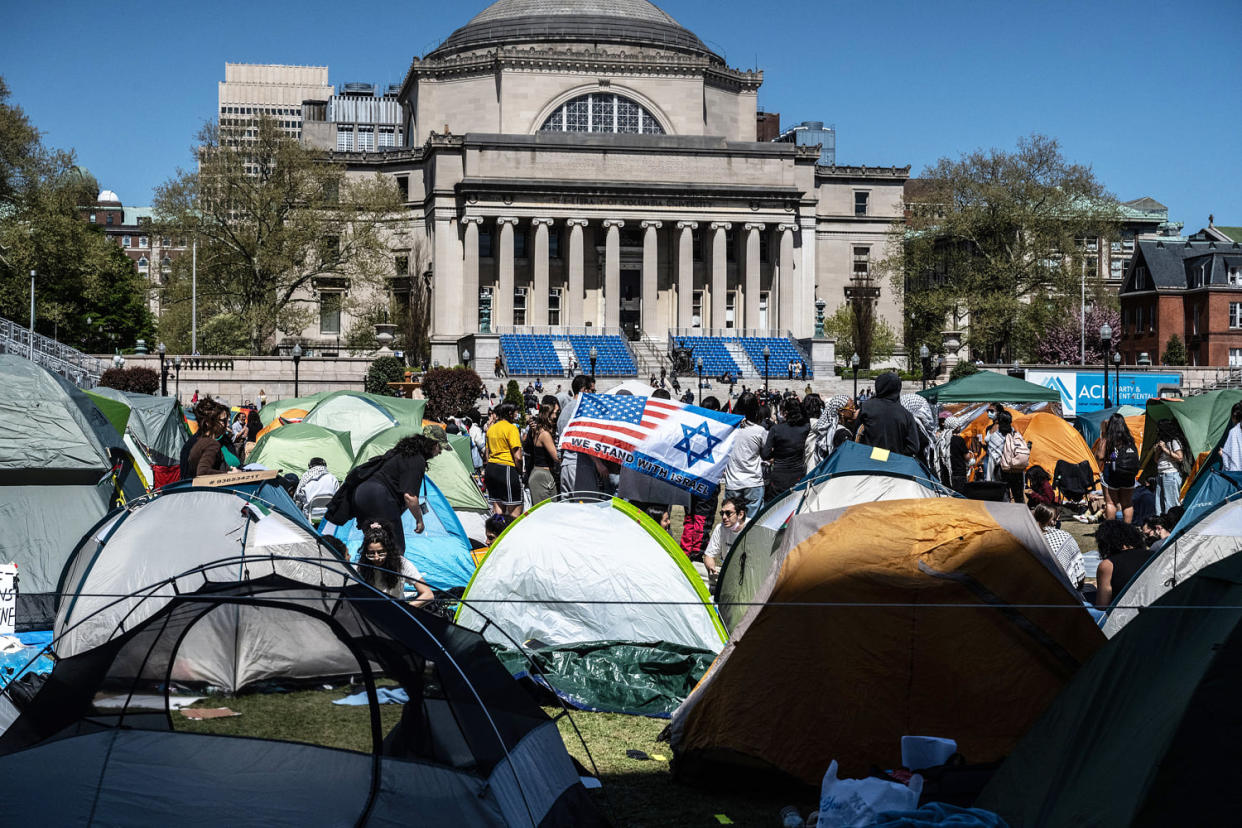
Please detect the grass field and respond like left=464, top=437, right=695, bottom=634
left=177, top=687, right=804, bottom=827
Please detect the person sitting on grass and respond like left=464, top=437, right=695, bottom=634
left=704, top=496, right=750, bottom=579
left=357, top=524, right=433, bottom=609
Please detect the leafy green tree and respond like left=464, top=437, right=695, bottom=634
left=154, top=117, right=402, bottom=355
left=822, top=303, right=897, bottom=366
left=949, top=360, right=980, bottom=381
left=1162, top=334, right=1187, bottom=366
left=0, top=77, right=153, bottom=349
left=895, top=134, right=1119, bottom=363
left=364, top=356, right=406, bottom=396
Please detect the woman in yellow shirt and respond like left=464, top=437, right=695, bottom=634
left=484, top=403, right=525, bottom=517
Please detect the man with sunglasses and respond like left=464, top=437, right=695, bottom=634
left=703, top=496, right=749, bottom=584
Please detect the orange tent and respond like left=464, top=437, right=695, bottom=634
left=1012, top=411, right=1100, bottom=480
left=254, top=409, right=308, bottom=441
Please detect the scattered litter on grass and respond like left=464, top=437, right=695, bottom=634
left=180, top=707, right=240, bottom=720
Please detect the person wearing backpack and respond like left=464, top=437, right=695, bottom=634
left=1095, top=413, right=1140, bottom=523
left=995, top=410, right=1030, bottom=504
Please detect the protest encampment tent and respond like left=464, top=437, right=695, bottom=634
left=0, top=355, right=137, bottom=630
left=457, top=498, right=727, bottom=715
left=246, top=422, right=354, bottom=479
left=54, top=481, right=354, bottom=691
left=1074, top=404, right=1145, bottom=452
left=301, top=391, right=425, bottom=455
left=716, top=441, right=958, bottom=630
left=322, top=474, right=476, bottom=591
left=917, top=370, right=1062, bottom=405
left=668, top=499, right=1104, bottom=784
left=86, top=387, right=189, bottom=487
left=1, top=573, right=603, bottom=826
left=1102, top=490, right=1242, bottom=637
left=1011, top=410, right=1100, bottom=479
left=257, top=390, right=332, bottom=427
left=1142, top=390, right=1242, bottom=484
left=977, top=551, right=1242, bottom=827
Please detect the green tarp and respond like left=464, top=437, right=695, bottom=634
left=447, top=432, right=473, bottom=473
left=918, top=370, right=1062, bottom=404
left=1143, top=390, right=1242, bottom=462
left=246, top=423, right=354, bottom=479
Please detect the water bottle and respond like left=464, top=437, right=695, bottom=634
left=780, top=805, right=802, bottom=827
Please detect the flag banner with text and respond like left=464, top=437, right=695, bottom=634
left=559, top=394, right=744, bottom=496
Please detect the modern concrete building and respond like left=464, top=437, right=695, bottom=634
left=218, top=63, right=333, bottom=142
left=291, top=0, right=907, bottom=371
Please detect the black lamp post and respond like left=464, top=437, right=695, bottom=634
left=292, top=343, right=303, bottom=397
left=919, top=344, right=930, bottom=391
left=589, top=345, right=598, bottom=377
left=1113, top=350, right=1122, bottom=405
left=173, top=355, right=182, bottom=402
left=157, top=342, right=167, bottom=396
left=1100, top=322, right=1113, bottom=408
left=696, top=356, right=704, bottom=405
left=762, top=344, right=770, bottom=395
left=851, top=352, right=860, bottom=402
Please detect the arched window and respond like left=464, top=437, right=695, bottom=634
left=539, top=93, right=665, bottom=135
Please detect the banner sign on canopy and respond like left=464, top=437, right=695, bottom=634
left=1026, top=370, right=1182, bottom=416
left=0, top=564, right=17, bottom=635
left=559, top=394, right=743, bottom=496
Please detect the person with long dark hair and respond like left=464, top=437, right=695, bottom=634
left=1095, top=413, right=1139, bottom=522
left=526, top=402, right=560, bottom=506
left=1153, top=418, right=1186, bottom=514
left=357, top=524, right=433, bottom=607
left=485, top=402, right=524, bottom=517
left=722, top=392, right=767, bottom=520
left=995, top=410, right=1028, bottom=504
left=184, top=397, right=230, bottom=478
left=354, top=434, right=441, bottom=553
left=1094, top=519, right=1148, bottom=609
left=762, top=396, right=810, bottom=500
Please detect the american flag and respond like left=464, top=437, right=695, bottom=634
left=560, top=393, right=679, bottom=456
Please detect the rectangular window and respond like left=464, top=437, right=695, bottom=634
left=853, top=246, right=870, bottom=279
left=337, top=126, right=354, bottom=151
left=725, top=291, right=736, bottom=329
left=89, top=214, right=96, bottom=224
left=854, top=191, right=869, bottom=216
left=759, top=291, right=769, bottom=329
left=692, top=290, right=703, bottom=328
left=513, top=286, right=527, bottom=326
left=479, top=228, right=493, bottom=258
left=395, top=176, right=408, bottom=202
left=357, top=125, right=375, bottom=151
left=319, top=293, right=341, bottom=335
left=549, top=227, right=561, bottom=259
left=548, top=288, right=562, bottom=326
left=1084, top=255, right=1097, bottom=275
left=1231, top=349, right=1242, bottom=368
left=123, top=235, right=132, bottom=247
left=1149, top=304, right=1155, bottom=332
left=1231, top=303, right=1242, bottom=329
left=394, top=254, right=409, bottom=277
left=106, top=213, right=113, bottom=225
left=478, top=286, right=493, bottom=330
left=139, top=236, right=148, bottom=249
left=378, top=126, right=396, bottom=148
left=1230, top=266, right=1242, bottom=286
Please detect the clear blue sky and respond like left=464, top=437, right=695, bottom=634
left=4, top=0, right=1238, bottom=228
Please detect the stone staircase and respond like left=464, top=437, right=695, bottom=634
left=723, top=340, right=760, bottom=378
left=632, top=335, right=668, bottom=381
left=550, top=338, right=577, bottom=374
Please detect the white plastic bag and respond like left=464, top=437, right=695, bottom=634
left=818, top=760, right=923, bottom=827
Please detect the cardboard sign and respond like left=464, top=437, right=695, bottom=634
left=192, top=469, right=279, bottom=488
left=0, top=563, right=17, bottom=636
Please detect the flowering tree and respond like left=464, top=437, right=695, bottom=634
left=1033, top=304, right=1120, bottom=365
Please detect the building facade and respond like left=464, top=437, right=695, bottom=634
left=218, top=64, right=334, bottom=142
left=287, top=0, right=906, bottom=365
left=85, top=190, right=187, bottom=317
left=1119, top=238, right=1242, bottom=366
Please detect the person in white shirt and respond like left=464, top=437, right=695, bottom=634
left=704, top=496, right=749, bottom=578
left=294, top=457, right=340, bottom=515
left=722, top=392, right=767, bottom=520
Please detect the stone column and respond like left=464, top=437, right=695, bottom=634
left=777, top=223, right=796, bottom=333
left=710, top=222, right=731, bottom=330
left=566, top=219, right=588, bottom=327
left=603, top=219, right=625, bottom=330
left=531, top=218, right=554, bottom=327
left=496, top=217, right=518, bottom=328
left=641, top=220, right=662, bottom=335
left=676, top=221, right=697, bottom=331
left=744, top=223, right=763, bottom=331
left=461, top=217, right=483, bottom=332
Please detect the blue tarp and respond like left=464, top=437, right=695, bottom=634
left=0, top=630, right=54, bottom=691
left=321, top=477, right=475, bottom=590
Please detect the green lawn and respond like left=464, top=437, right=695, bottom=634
left=177, top=687, right=805, bottom=827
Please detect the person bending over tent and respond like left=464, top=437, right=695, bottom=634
left=342, top=435, right=441, bottom=552
left=357, top=524, right=433, bottom=608
left=704, top=496, right=749, bottom=580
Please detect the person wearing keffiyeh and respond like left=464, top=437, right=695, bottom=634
left=294, top=457, right=339, bottom=514
left=900, top=393, right=937, bottom=475
left=804, top=394, right=854, bottom=470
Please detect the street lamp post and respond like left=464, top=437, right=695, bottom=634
left=696, top=356, right=704, bottom=406
left=157, top=342, right=167, bottom=396
left=292, top=343, right=303, bottom=397
left=173, top=356, right=182, bottom=402
left=112, top=354, right=125, bottom=371
left=1100, top=322, right=1113, bottom=408
left=1113, top=350, right=1122, bottom=406
left=762, top=344, right=771, bottom=395
left=851, top=352, right=860, bottom=402
left=589, top=345, right=598, bottom=377
left=919, top=344, right=930, bottom=391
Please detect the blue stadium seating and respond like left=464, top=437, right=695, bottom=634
left=498, top=334, right=563, bottom=376
left=497, top=333, right=637, bottom=377
left=671, top=336, right=740, bottom=378
left=566, top=335, right=636, bottom=377
left=736, top=336, right=813, bottom=379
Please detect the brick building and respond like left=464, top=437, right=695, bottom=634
left=1119, top=238, right=1242, bottom=366
left=84, top=189, right=187, bottom=316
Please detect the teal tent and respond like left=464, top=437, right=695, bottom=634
left=917, top=371, right=1062, bottom=404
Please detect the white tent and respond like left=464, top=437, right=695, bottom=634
left=55, top=485, right=354, bottom=691
left=457, top=499, right=725, bottom=652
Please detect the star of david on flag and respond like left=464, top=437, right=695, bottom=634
left=559, top=393, right=744, bottom=496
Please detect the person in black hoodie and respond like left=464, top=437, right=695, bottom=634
left=855, top=372, right=919, bottom=458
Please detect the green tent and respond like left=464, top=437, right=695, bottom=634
left=354, top=427, right=486, bottom=512
left=301, top=391, right=426, bottom=454
left=976, top=551, right=1242, bottom=826
left=447, top=432, right=473, bottom=472
left=246, top=423, right=353, bottom=480
left=918, top=370, right=1062, bottom=404
left=83, top=389, right=131, bottom=436
left=86, top=387, right=189, bottom=467
left=1142, top=390, right=1242, bottom=467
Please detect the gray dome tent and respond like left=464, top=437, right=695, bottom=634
left=0, top=571, right=603, bottom=826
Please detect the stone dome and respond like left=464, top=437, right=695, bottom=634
left=427, top=0, right=718, bottom=60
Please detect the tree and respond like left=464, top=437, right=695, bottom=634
left=154, top=117, right=403, bottom=355
left=503, top=379, right=527, bottom=425
left=895, top=134, right=1120, bottom=363
left=364, top=356, right=406, bottom=397
left=949, top=360, right=979, bottom=381
left=1031, top=302, right=1120, bottom=365
left=1163, top=334, right=1187, bottom=366
left=422, top=366, right=484, bottom=421
left=0, top=77, right=153, bottom=349
left=99, top=366, right=159, bottom=395
left=822, top=303, right=898, bottom=366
